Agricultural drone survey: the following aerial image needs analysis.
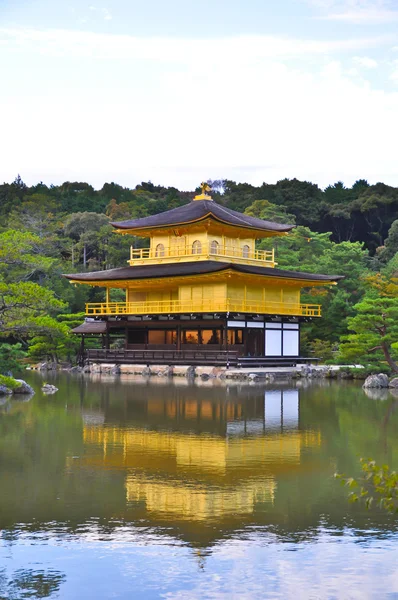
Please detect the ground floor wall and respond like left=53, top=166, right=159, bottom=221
left=102, top=317, right=301, bottom=358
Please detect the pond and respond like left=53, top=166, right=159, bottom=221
left=0, top=373, right=398, bottom=599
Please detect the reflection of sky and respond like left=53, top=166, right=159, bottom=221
left=1, top=527, right=398, bottom=599
left=227, top=389, right=300, bottom=435
left=264, top=390, right=299, bottom=432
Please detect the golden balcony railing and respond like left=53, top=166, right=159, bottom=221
left=85, top=299, right=321, bottom=318
left=129, top=244, right=275, bottom=267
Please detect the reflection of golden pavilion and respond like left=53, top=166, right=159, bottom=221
left=81, top=390, right=321, bottom=522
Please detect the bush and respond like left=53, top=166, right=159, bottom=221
left=0, top=374, right=19, bottom=390
left=308, top=339, right=335, bottom=362
left=338, top=365, right=391, bottom=380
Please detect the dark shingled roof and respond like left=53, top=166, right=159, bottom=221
left=64, top=261, right=344, bottom=284
left=71, top=321, right=107, bottom=334
left=111, top=200, right=295, bottom=233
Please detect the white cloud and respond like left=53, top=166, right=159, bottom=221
left=352, top=55, right=378, bottom=68
left=325, top=8, right=398, bottom=23
left=0, top=28, right=397, bottom=189
left=0, top=27, right=385, bottom=61
left=310, top=0, right=398, bottom=23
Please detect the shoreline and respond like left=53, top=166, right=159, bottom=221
left=28, top=362, right=366, bottom=382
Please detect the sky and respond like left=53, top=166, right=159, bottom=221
left=1, top=0, right=398, bottom=191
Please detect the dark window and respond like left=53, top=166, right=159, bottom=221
left=227, top=329, right=243, bottom=345
left=128, top=329, right=146, bottom=344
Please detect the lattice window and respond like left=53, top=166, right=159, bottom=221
left=210, top=240, right=219, bottom=254
left=192, top=240, right=202, bottom=255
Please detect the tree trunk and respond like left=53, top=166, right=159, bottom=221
left=83, top=243, right=87, bottom=268
left=381, top=341, right=398, bottom=373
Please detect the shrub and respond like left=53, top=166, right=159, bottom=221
left=0, top=374, right=19, bottom=390
left=308, top=339, right=335, bottom=362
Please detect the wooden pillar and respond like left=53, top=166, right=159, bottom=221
left=105, top=322, right=110, bottom=350
left=79, top=335, right=85, bottom=366
left=106, top=287, right=110, bottom=305
left=177, top=325, right=181, bottom=351
left=244, top=318, right=248, bottom=357
left=224, top=320, right=230, bottom=368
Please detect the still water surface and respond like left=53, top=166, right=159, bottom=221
left=1, top=374, right=398, bottom=599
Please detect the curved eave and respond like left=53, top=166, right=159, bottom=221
left=63, top=263, right=344, bottom=288
left=111, top=213, right=295, bottom=238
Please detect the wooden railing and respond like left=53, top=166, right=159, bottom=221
left=86, top=348, right=239, bottom=366
left=85, top=299, right=321, bottom=317
left=129, top=244, right=275, bottom=266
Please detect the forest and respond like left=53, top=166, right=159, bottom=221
left=0, top=175, right=397, bottom=374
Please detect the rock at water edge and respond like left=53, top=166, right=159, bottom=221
left=362, top=373, right=390, bottom=389
left=13, top=379, right=35, bottom=395
left=0, top=384, right=13, bottom=395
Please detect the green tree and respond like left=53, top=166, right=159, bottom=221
left=63, top=212, right=110, bottom=267
left=379, top=219, right=398, bottom=263
left=7, top=194, right=59, bottom=238
left=0, top=343, right=26, bottom=375
left=27, top=317, right=70, bottom=363
left=272, top=178, right=322, bottom=224
left=0, top=230, right=55, bottom=282
left=339, top=295, right=398, bottom=373
left=244, top=199, right=296, bottom=224
left=0, top=281, right=66, bottom=337
left=0, top=231, right=67, bottom=345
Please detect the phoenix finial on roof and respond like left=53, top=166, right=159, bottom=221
left=194, top=182, right=213, bottom=201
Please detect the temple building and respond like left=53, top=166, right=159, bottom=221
left=65, top=183, right=343, bottom=366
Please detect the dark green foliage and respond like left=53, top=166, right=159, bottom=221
left=0, top=343, right=26, bottom=375
left=379, top=220, right=398, bottom=263
left=244, top=200, right=296, bottom=224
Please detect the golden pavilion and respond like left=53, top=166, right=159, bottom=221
left=65, top=183, right=343, bottom=366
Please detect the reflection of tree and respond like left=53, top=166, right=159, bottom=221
left=0, top=568, right=65, bottom=599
